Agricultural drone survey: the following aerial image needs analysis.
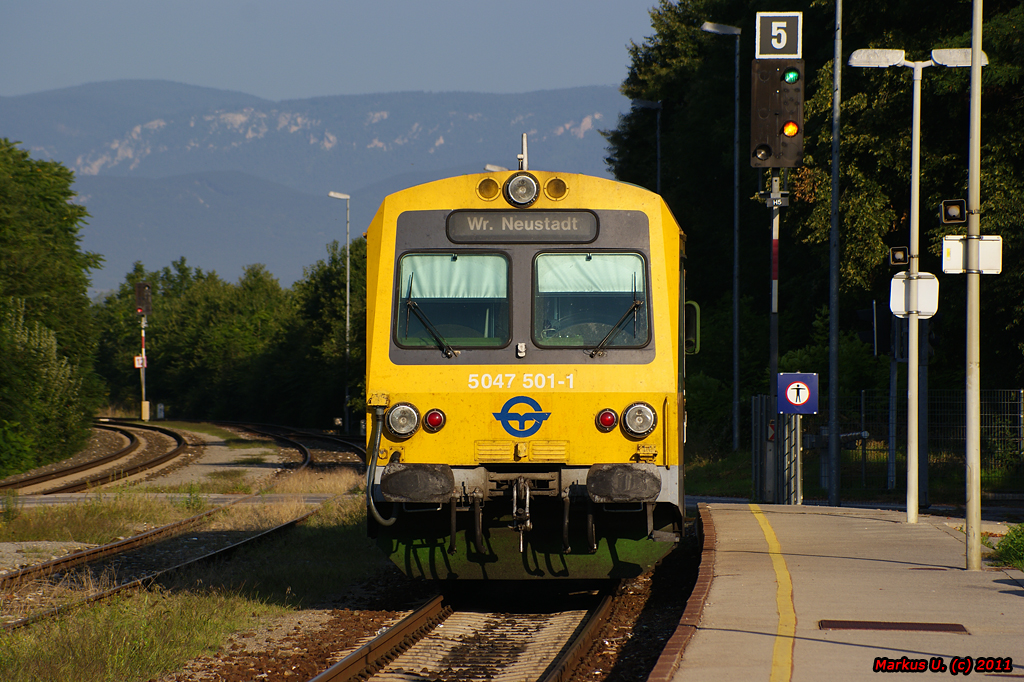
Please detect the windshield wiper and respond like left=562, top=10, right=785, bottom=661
left=406, top=300, right=457, bottom=358
left=588, top=298, right=644, bottom=357
left=404, top=273, right=456, bottom=358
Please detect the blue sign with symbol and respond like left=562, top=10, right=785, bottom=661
left=777, top=373, right=818, bottom=414
left=492, top=396, right=551, bottom=437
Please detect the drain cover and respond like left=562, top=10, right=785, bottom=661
left=819, top=620, right=968, bottom=633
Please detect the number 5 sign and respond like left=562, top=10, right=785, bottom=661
left=755, top=12, right=802, bottom=59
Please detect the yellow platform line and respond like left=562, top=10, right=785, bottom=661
left=750, top=503, right=796, bottom=682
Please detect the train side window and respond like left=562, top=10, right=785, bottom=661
left=395, top=253, right=510, bottom=348
left=533, top=253, right=650, bottom=348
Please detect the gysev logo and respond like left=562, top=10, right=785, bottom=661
left=492, top=396, right=551, bottom=437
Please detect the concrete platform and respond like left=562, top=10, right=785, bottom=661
left=651, top=502, right=1023, bottom=681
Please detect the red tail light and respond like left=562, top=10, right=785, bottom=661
left=596, top=408, right=618, bottom=432
left=424, top=408, right=446, bottom=432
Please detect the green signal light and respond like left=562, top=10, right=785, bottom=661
left=783, top=68, right=801, bottom=84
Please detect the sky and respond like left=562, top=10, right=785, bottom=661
left=1, top=1, right=659, bottom=101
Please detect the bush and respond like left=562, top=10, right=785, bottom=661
left=995, top=523, right=1024, bottom=570
left=0, top=420, right=35, bottom=478
left=0, top=300, right=90, bottom=472
left=685, top=371, right=733, bottom=460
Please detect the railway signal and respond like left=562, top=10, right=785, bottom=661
left=750, top=59, right=805, bottom=168
left=751, top=12, right=804, bottom=169
left=134, top=282, right=152, bottom=316
left=132, top=281, right=152, bottom=421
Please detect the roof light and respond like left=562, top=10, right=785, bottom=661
left=504, top=172, right=539, bottom=207
left=544, top=177, right=568, bottom=201
left=477, top=177, right=500, bottom=201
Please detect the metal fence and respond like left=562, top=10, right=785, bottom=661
left=753, top=390, right=1024, bottom=500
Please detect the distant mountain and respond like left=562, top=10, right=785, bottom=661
left=0, top=80, right=629, bottom=292
left=71, top=172, right=342, bottom=287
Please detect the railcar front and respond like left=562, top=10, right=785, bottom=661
left=364, top=167, right=688, bottom=580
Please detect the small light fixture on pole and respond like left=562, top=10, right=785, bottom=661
left=630, top=99, right=662, bottom=195
left=849, top=46, right=987, bottom=526
left=328, top=190, right=351, bottom=435
left=701, top=20, right=742, bottom=452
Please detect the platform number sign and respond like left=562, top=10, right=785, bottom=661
left=755, top=12, right=802, bottom=59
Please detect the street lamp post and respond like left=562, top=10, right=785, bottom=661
left=328, top=191, right=351, bottom=435
left=849, top=47, right=985, bottom=525
left=965, top=0, right=985, bottom=571
left=701, top=20, right=742, bottom=452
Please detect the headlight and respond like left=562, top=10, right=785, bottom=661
left=504, top=172, right=539, bottom=207
left=622, top=402, right=657, bottom=438
left=385, top=403, right=420, bottom=437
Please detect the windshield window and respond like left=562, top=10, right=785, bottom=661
left=396, top=253, right=510, bottom=348
left=533, top=253, right=649, bottom=348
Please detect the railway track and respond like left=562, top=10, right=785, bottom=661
left=2, top=421, right=702, bottom=681
left=0, top=420, right=187, bottom=494
left=209, top=422, right=366, bottom=467
left=310, top=587, right=616, bottom=682
left=0, top=421, right=347, bottom=630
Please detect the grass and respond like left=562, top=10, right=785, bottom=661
left=158, top=421, right=279, bottom=451
left=3, top=489, right=21, bottom=523
left=137, top=465, right=362, bottom=498
left=679, top=444, right=1024, bottom=507
left=109, top=419, right=279, bottom=452
left=684, top=445, right=1024, bottom=507
left=267, top=468, right=363, bottom=496
left=135, top=473, right=254, bottom=496
left=799, top=445, right=1024, bottom=505
left=0, top=492, right=201, bottom=545
left=0, top=470, right=363, bottom=546
left=164, top=497, right=383, bottom=607
left=0, top=588, right=284, bottom=682
left=0, top=498, right=386, bottom=682
left=684, top=448, right=753, bottom=498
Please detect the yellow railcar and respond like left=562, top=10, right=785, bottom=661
left=364, top=144, right=696, bottom=579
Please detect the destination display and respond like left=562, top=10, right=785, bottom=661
left=447, top=210, right=598, bottom=243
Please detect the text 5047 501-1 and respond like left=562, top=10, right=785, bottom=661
left=467, top=373, right=574, bottom=389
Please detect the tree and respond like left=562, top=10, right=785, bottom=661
left=0, top=139, right=102, bottom=365
left=606, top=0, right=1024, bottom=391
left=291, top=238, right=368, bottom=426
left=94, top=259, right=298, bottom=420
left=0, top=140, right=100, bottom=467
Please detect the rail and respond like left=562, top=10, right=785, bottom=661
left=0, top=423, right=140, bottom=492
